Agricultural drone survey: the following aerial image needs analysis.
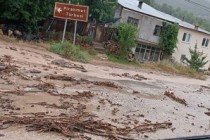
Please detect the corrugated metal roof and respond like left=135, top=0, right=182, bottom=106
left=118, top=0, right=210, bottom=35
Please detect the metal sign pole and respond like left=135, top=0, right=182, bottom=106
left=61, top=19, right=68, bottom=44
left=73, top=20, right=77, bottom=46
left=61, top=1, right=71, bottom=44
left=54, top=2, right=89, bottom=45
left=73, top=2, right=79, bottom=47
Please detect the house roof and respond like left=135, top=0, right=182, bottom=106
left=118, top=0, right=210, bottom=35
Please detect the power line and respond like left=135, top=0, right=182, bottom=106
left=185, top=0, right=210, bottom=10
left=186, top=0, right=210, bottom=10
left=185, top=0, right=210, bottom=12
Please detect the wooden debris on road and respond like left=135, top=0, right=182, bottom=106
left=0, top=115, right=172, bottom=139
left=0, top=64, right=6, bottom=71
left=45, top=75, right=121, bottom=89
left=197, top=104, right=210, bottom=111
left=34, top=81, right=56, bottom=92
left=0, top=89, right=24, bottom=95
left=52, top=59, right=87, bottom=72
left=0, top=55, right=18, bottom=74
left=45, top=75, right=77, bottom=82
left=92, top=81, right=121, bottom=89
left=186, top=114, right=196, bottom=118
left=29, top=102, right=73, bottom=110
left=164, top=91, right=187, bottom=106
left=201, top=85, right=210, bottom=89
left=204, top=112, right=210, bottom=116
left=74, top=91, right=94, bottom=100
left=26, top=69, right=41, bottom=74
left=133, top=122, right=172, bottom=133
left=9, top=47, right=17, bottom=51
left=111, top=73, right=148, bottom=81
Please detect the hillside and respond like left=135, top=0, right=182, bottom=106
left=154, top=0, right=210, bottom=20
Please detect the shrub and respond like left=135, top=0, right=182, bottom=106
left=108, top=54, right=137, bottom=65
left=46, top=31, right=73, bottom=41
left=49, top=41, right=87, bottom=63
left=184, top=45, right=208, bottom=71
left=159, top=23, right=179, bottom=58
left=80, top=36, right=93, bottom=45
left=88, top=50, right=96, bottom=55
left=140, top=60, right=206, bottom=80
left=115, top=23, right=138, bottom=58
left=0, top=0, right=55, bottom=32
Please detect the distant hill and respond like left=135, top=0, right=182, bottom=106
left=154, top=0, right=210, bottom=20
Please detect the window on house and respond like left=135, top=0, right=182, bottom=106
left=135, top=44, right=161, bottom=62
left=127, top=17, right=139, bottom=27
left=180, top=54, right=186, bottom=62
left=135, top=47, right=140, bottom=52
left=202, top=38, right=209, bottom=47
left=182, top=33, right=191, bottom=42
left=153, top=25, right=162, bottom=36
left=149, top=48, right=161, bottom=61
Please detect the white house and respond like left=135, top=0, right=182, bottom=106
left=115, top=0, right=210, bottom=69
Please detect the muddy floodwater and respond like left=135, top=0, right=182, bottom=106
left=0, top=40, right=210, bottom=140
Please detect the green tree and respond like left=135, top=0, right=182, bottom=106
left=116, top=23, right=138, bottom=57
left=60, top=0, right=117, bottom=23
left=159, top=23, right=179, bottom=58
left=83, top=0, right=116, bottom=23
left=184, top=45, right=208, bottom=71
left=0, top=0, right=116, bottom=32
left=0, top=0, right=55, bottom=32
left=61, top=0, right=117, bottom=23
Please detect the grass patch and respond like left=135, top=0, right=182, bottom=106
left=140, top=60, right=206, bottom=80
left=0, top=34, right=17, bottom=42
left=88, top=49, right=97, bottom=55
left=106, top=54, right=205, bottom=80
left=79, top=36, right=93, bottom=45
left=49, top=41, right=87, bottom=63
left=108, top=54, right=137, bottom=65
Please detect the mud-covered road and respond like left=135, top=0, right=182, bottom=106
left=0, top=39, right=210, bottom=140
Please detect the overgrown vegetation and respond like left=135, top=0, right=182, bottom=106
left=140, top=60, right=206, bottom=80
left=143, top=0, right=210, bottom=31
left=49, top=41, right=87, bottom=63
left=108, top=54, right=137, bottom=65
left=159, top=23, right=179, bottom=58
left=0, top=0, right=117, bottom=32
left=105, top=23, right=137, bottom=64
left=83, top=0, right=117, bottom=23
left=88, top=50, right=97, bottom=55
left=107, top=55, right=205, bottom=80
left=0, top=0, right=55, bottom=32
left=79, top=36, right=93, bottom=46
left=184, top=45, right=208, bottom=71
left=46, top=31, right=93, bottom=46
left=115, top=23, right=138, bottom=58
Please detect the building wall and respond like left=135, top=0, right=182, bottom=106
left=114, top=4, right=123, bottom=18
left=174, top=27, right=210, bottom=69
left=116, top=7, right=163, bottom=45
left=114, top=5, right=210, bottom=68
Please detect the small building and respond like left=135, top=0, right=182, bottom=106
left=115, top=0, right=210, bottom=69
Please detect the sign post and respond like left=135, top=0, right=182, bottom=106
left=61, top=1, right=70, bottom=44
left=54, top=2, right=89, bottom=45
left=73, top=20, right=77, bottom=46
